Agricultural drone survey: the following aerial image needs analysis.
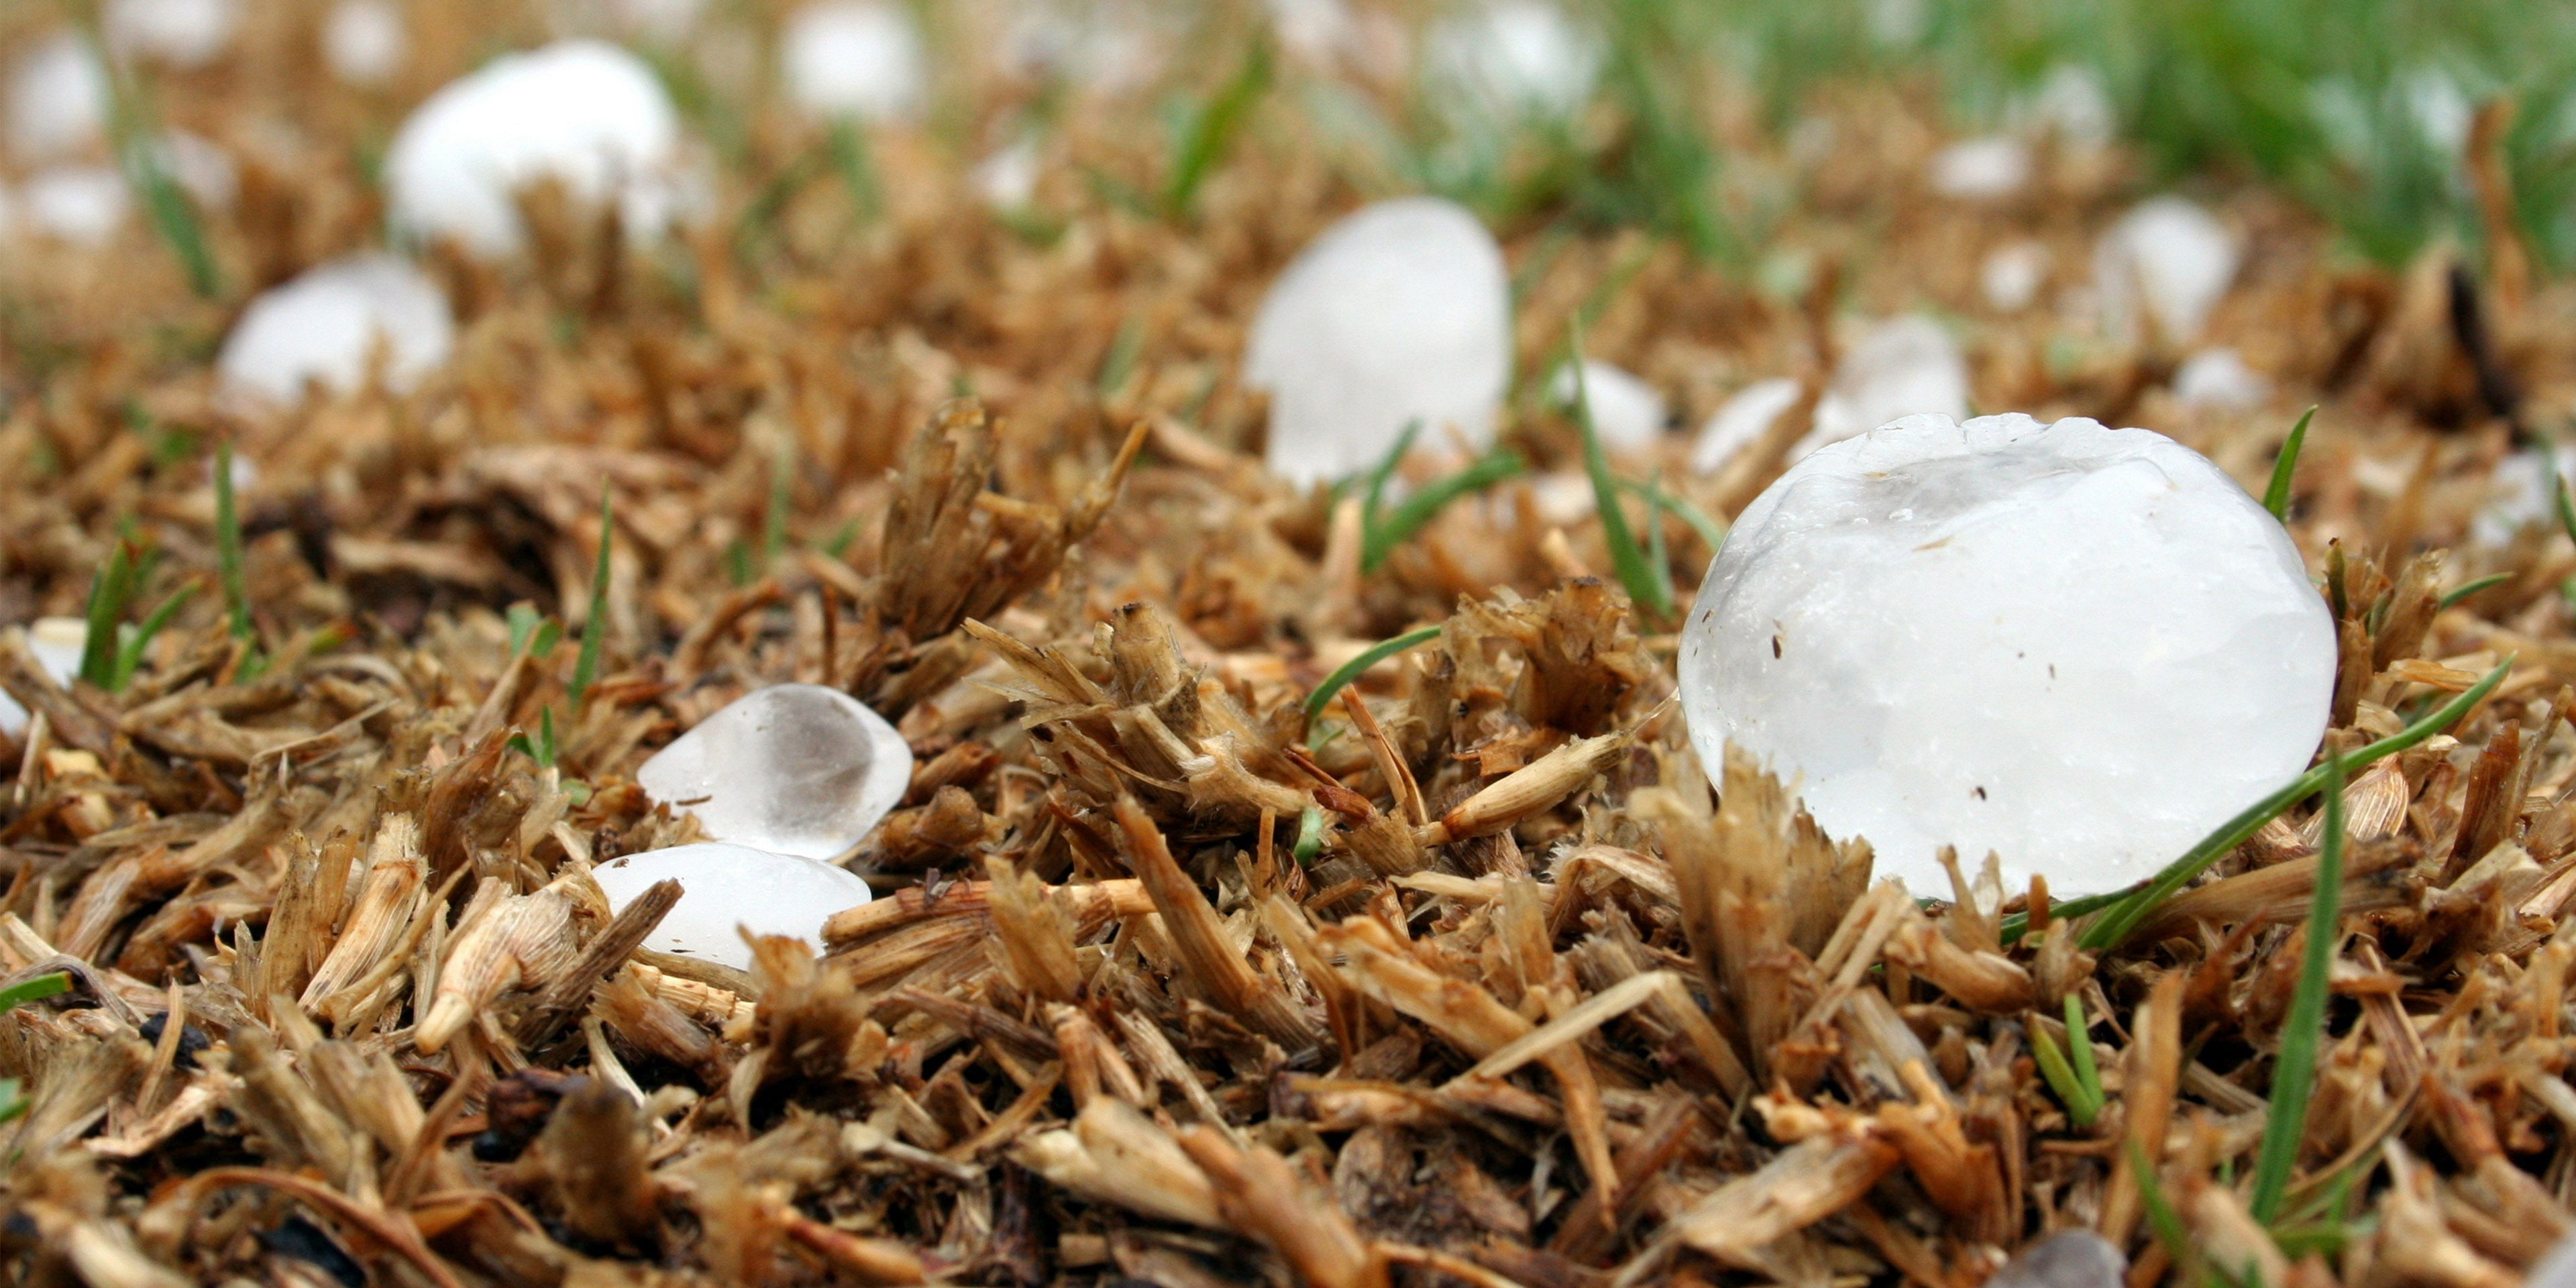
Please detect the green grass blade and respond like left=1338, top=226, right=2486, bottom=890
left=537, top=704, right=559, bottom=769
left=81, top=19, right=221, bottom=299
left=2030, top=1020, right=2098, bottom=1126
left=1095, top=317, right=1146, bottom=400
left=0, top=1077, right=22, bottom=1125
left=77, top=540, right=140, bottom=690
left=826, top=119, right=882, bottom=224
left=112, top=584, right=197, bottom=692
left=2438, top=573, right=2512, bottom=610
left=572, top=488, right=612, bottom=711
left=0, top=972, right=70, bottom=1013
left=1291, top=804, right=1326, bottom=865
left=2263, top=405, right=2316, bottom=523
left=2129, top=1140, right=2211, bottom=1287
left=2251, top=752, right=2345, bottom=1224
left=1570, top=338, right=1674, bottom=620
left=1161, top=39, right=1271, bottom=219
left=1303, top=624, right=1444, bottom=724
left=1616, top=477, right=1726, bottom=553
left=2080, top=655, right=2510, bottom=951
left=1358, top=419, right=1424, bottom=525
left=1360, top=449, right=1525, bottom=573
left=2063, top=993, right=2102, bottom=1110
left=215, top=443, right=254, bottom=645
left=763, top=441, right=792, bottom=571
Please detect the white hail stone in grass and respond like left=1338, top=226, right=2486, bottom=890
left=1265, top=0, right=1354, bottom=64
left=783, top=0, right=925, bottom=122
left=1549, top=359, right=1666, bottom=451
left=591, top=842, right=872, bottom=969
left=21, top=166, right=128, bottom=246
left=2171, top=346, right=2268, bottom=410
left=384, top=39, right=682, bottom=256
left=971, top=137, right=1040, bottom=209
left=1246, top=197, right=1510, bottom=487
left=157, top=131, right=237, bottom=211
left=105, top=0, right=237, bottom=66
left=1804, top=315, right=1969, bottom=458
left=2017, top=63, right=2116, bottom=150
left=1691, top=376, right=1803, bottom=476
left=2095, top=196, right=2238, bottom=345
left=0, top=617, right=88, bottom=739
left=1426, top=0, right=1601, bottom=121
left=1928, top=136, right=2031, bottom=200
left=637, top=683, right=912, bottom=862
left=1678, top=413, right=2336, bottom=896
left=2471, top=446, right=2576, bottom=547
left=1981, top=241, right=2048, bottom=312
left=1984, top=1232, right=2127, bottom=1288
left=324, top=0, right=407, bottom=86
left=8, top=34, right=107, bottom=163
left=217, top=254, right=455, bottom=405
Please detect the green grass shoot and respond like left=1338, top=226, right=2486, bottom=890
left=763, top=441, right=793, bottom=571
left=1569, top=331, right=1674, bottom=621
left=2066, top=654, right=2510, bottom=951
left=1358, top=449, right=1527, bottom=574
left=2029, top=1016, right=2100, bottom=1127
left=1161, top=39, right=1271, bottom=220
left=1303, top=624, right=1444, bottom=726
left=80, top=17, right=220, bottom=300
left=572, top=488, right=612, bottom=711
left=2250, top=753, right=2345, bottom=1224
left=214, top=443, right=255, bottom=647
left=2062, top=994, right=2103, bottom=1112
left=2438, top=573, right=2512, bottom=610
left=826, top=120, right=882, bottom=224
left=112, top=585, right=197, bottom=692
left=0, top=971, right=70, bottom=1126
left=78, top=538, right=144, bottom=690
left=1617, top=477, right=1726, bottom=553
left=1096, top=317, right=1147, bottom=400
left=2263, top=406, right=2315, bottom=523
left=1291, top=804, right=1326, bottom=865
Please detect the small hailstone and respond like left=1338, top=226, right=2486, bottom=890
left=0, top=617, right=87, bottom=739
left=1927, top=136, right=2031, bottom=200
left=1548, top=359, right=1666, bottom=451
left=1678, top=413, right=2337, bottom=896
left=1426, top=0, right=1601, bottom=121
left=8, top=34, right=107, bottom=163
left=1981, top=241, right=2048, bottom=312
left=323, top=0, right=407, bottom=86
left=590, top=842, right=872, bottom=969
left=2171, top=347, right=2268, bottom=410
left=216, top=254, right=455, bottom=405
left=384, top=39, right=682, bottom=256
left=2401, top=65, right=2471, bottom=156
left=1244, top=197, right=1510, bottom=487
left=1529, top=471, right=1597, bottom=526
left=1984, top=1232, right=2126, bottom=1288
left=971, top=137, right=1040, bottom=209
left=2471, top=446, right=2576, bottom=547
left=1265, top=0, right=1353, bottom=64
left=1690, top=376, right=1803, bottom=476
left=636, top=683, right=913, bottom=862
left=782, top=0, right=925, bottom=122
left=21, top=166, right=128, bottom=246
left=2019, top=63, right=2116, bottom=149
left=2095, top=196, right=2238, bottom=345
left=105, top=0, right=237, bottom=66
left=1803, top=315, right=1969, bottom=458
left=1002, top=4, right=1157, bottom=94
left=157, top=131, right=237, bottom=211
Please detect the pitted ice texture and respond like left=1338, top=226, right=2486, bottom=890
left=384, top=40, right=681, bottom=256
left=591, top=843, right=872, bottom=969
left=1678, top=413, right=2336, bottom=896
left=635, top=683, right=913, bottom=862
left=217, top=254, right=453, bottom=405
left=1245, top=197, right=1509, bottom=487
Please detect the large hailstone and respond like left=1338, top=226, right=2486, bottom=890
left=2095, top=196, right=2238, bottom=345
left=1678, top=413, right=2337, bottom=896
left=1245, top=197, right=1510, bottom=486
left=216, top=254, right=455, bottom=405
left=0, top=618, right=87, bottom=739
left=591, top=842, right=872, bottom=969
left=384, top=39, right=682, bottom=256
left=636, top=683, right=913, bottom=862
left=783, top=0, right=925, bottom=121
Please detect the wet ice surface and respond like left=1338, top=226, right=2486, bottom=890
left=1, top=618, right=88, bottom=739
left=1245, top=197, right=1510, bottom=486
left=2096, top=196, right=2238, bottom=344
left=217, top=254, right=454, bottom=405
left=636, top=683, right=913, bottom=861
left=591, top=842, right=872, bottom=970
left=1678, top=413, right=2337, bottom=896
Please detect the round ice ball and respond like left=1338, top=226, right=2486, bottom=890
left=782, top=0, right=925, bottom=122
left=384, top=38, right=682, bottom=256
left=1244, top=196, right=1509, bottom=487
left=591, top=842, right=873, bottom=969
left=1677, top=412, right=2337, bottom=896
left=215, top=253, right=454, bottom=405
left=324, top=0, right=407, bottom=86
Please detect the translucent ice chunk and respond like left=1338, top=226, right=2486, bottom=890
left=1548, top=359, right=1666, bottom=451
left=217, top=254, right=454, bottom=406
left=2096, top=196, right=2237, bottom=345
left=783, top=0, right=925, bottom=122
left=636, top=683, right=912, bottom=861
left=384, top=40, right=683, bottom=256
left=1928, top=136, right=2031, bottom=200
left=1, top=618, right=88, bottom=739
left=1678, top=413, right=2337, bottom=896
left=2171, top=346, right=2268, bottom=410
left=591, top=842, right=872, bottom=969
left=1803, top=315, right=1969, bottom=458
left=7, top=34, right=107, bottom=163
left=1985, top=1232, right=2125, bottom=1288
left=1245, top=197, right=1510, bottom=487
left=324, top=0, right=405, bottom=86
left=1690, top=377, right=1802, bottom=476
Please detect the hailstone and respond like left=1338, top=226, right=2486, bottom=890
left=1426, top=0, right=1602, bottom=122
left=1678, top=413, right=2337, bottom=896
left=1549, top=358, right=1666, bottom=451
left=0, top=618, right=88, bottom=739
left=1805, top=315, right=1969, bottom=457
left=8, top=34, right=107, bottom=163
left=590, top=842, right=873, bottom=969
left=2096, top=196, right=2238, bottom=345
left=384, top=39, right=683, bottom=256
left=636, top=683, right=913, bottom=862
left=1245, top=197, right=1510, bottom=486
left=782, top=0, right=925, bottom=122
left=216, top=254, right=454, bottom=405
left=1692, top=376, right=1803, bottom=475
left=324, top=0, right=406, bottom=86
left=1928, top=136, right=2031, bottom=200
left=2171, top=347, right=2269, bottom=410
left=20, top=166, right=127, bottom=246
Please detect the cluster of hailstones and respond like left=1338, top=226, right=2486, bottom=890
left=3, top=4, right=2354, bottom=956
